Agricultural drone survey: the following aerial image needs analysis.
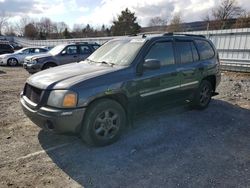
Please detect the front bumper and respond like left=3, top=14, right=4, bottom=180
left=20, top=95, right=85, bottom=134
left=23, top=63, right=41, bottom=73
left=0, top=58, right=7, bottom=65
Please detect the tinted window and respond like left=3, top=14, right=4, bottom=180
left=2, top=44, right=11, bottom=49
left=176, top=41, right=193, bottom=64
left=22, top=49, right=30, bottom=54
left=40, top=48, right=48, bottom=52
left=195, top=40, right=215, bottom=60
left=145, top=42, right=175, bottom=66
left=92, top=45, right=100, bottom=50
left=191, top=42, right=199, bottom=61
left=79, top=45, right=91, bottom=54
left=65, top=46, right=77, bottom=55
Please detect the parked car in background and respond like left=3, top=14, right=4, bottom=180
left=20, top=34, right=221, bottom=146
left=10, top=42, right=23, bottom=50
left=0, top=43, right=14, bottom=55
left=23, top=42, right=100, bottom=73
left=0, top=47, right=49, bottom=66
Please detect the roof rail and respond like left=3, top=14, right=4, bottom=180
left=163, top=32, right=206, bottom=38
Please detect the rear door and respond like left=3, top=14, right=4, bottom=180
left=174, top=39, right=201, bottom=99
left=137, top=40, right=182, bottom=111
left=78, top=45, right=92, bottom=61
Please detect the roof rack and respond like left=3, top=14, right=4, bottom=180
left=163, top=32, right=206, bottom=38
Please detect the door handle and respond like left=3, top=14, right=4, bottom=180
left=170, top=72, right=178, bottom=76
left=198, top=67, right=204, bottom=71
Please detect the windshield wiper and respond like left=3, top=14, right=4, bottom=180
left=85, top=58, right=96, bottom=64
left=99, top=61, right=115, bottom=67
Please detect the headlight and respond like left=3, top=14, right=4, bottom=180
left=31, top=59, right=38, bottom=64
left=47, top=90, right=78, bottom=108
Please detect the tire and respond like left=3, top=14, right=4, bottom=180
left=81, top=99, right=126, bottom=146
left=42, top=63, right=56, bottom=70
left=193, top=80, right=213, bottom=110
left=7, top=58, right=18, bottom=66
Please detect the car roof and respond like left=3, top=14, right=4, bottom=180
left=113, top=33, right=208, bottom=42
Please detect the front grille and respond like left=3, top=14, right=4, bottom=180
left=24, top=84, right=43, bottom=104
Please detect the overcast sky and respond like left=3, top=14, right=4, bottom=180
left=1, top=0, right=250, bottom=28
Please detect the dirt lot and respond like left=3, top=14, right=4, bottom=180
left=0, top=67, right=249, bottom=188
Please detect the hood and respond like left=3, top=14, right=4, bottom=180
left=28, top=53, right=51, bottom=60
left=27, top=62, right=123, bottom=89
left=0, top=53, right=12, bottom=58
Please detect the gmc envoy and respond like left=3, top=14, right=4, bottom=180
left=20, top=34, right=221, bottom=146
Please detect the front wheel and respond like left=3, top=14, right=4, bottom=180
left=193, top=80, right=212, bottom=110
left=7, top=58, right=18, bottom=66
left=42, top=63, right=56, bottom=70
left=80, top=99, right=126, bottom=146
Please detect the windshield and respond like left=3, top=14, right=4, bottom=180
left=15, top=48, right=27, bottom=54
left=49, top=45, right=65, bottom=56
left=87, top=39, right=145, bottom=66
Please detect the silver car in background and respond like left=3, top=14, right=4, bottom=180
left=0, top=47, right=48, bottom=66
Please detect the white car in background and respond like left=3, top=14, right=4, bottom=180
left=0, top=47, right=49, bottom=66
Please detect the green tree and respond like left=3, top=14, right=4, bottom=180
left=63, top=28, right=71, bottom=39
left=24, top=23, right=37, bottom=39
left=111, top=8, right=141, bottom=36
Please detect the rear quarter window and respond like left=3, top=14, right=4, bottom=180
left=195, top=40, right=215, bottom=60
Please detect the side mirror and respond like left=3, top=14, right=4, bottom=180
left=143, top=59, right=161, bottom=70
left=61, top=50, right=66, bottom=55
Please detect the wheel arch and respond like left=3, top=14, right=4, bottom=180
left=202, top=75, right=216, bottom=92
left=7, top=57, right=19, bottom=64
left=42, top=62, right=57, bottom=70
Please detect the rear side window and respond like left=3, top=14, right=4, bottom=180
left=195, top=40, right=215, bottom=60
left=145, top=41, right=175, bottom=66
left=175, top=41, right=193, bottom=64
left=79, top=45, right=91, bottom=54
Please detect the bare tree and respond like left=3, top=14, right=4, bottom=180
left=233, top=11, right=250, bottom=28
left=212, top=0, right=244, bottom=20
left=0, top=11, right=10, bottom=35
left=149, top=16, right=168, bottom=26
left=15, top=16, right=31, bottom=36
left=167, top=13, right=183, bottom=32
left=4, top=23, right=15, bottom=36
left=211, top=0, right=245, bottom=29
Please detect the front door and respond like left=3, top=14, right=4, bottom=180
left=57, top=45, right=79, bottom=65
left=136, top=40, right=182, bottom=112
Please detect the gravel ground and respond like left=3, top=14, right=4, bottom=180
left=0, top=67, right=249, bottom=188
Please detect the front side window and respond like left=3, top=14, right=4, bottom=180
left=145, top=41, right=175, bottom=66
left=65, top=46, right=77, bottom=55
left=21, top=49, right=30, bottom=54
left=195, top=40, right=215, bottom=60
left=92, top=45, right=100, bottom=50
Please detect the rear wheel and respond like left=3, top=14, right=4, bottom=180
left=81, top=99, right=126, bottom=146
left=7, top=58, right=18, bottom=66
left=193, top=80, right=212, bottom=110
